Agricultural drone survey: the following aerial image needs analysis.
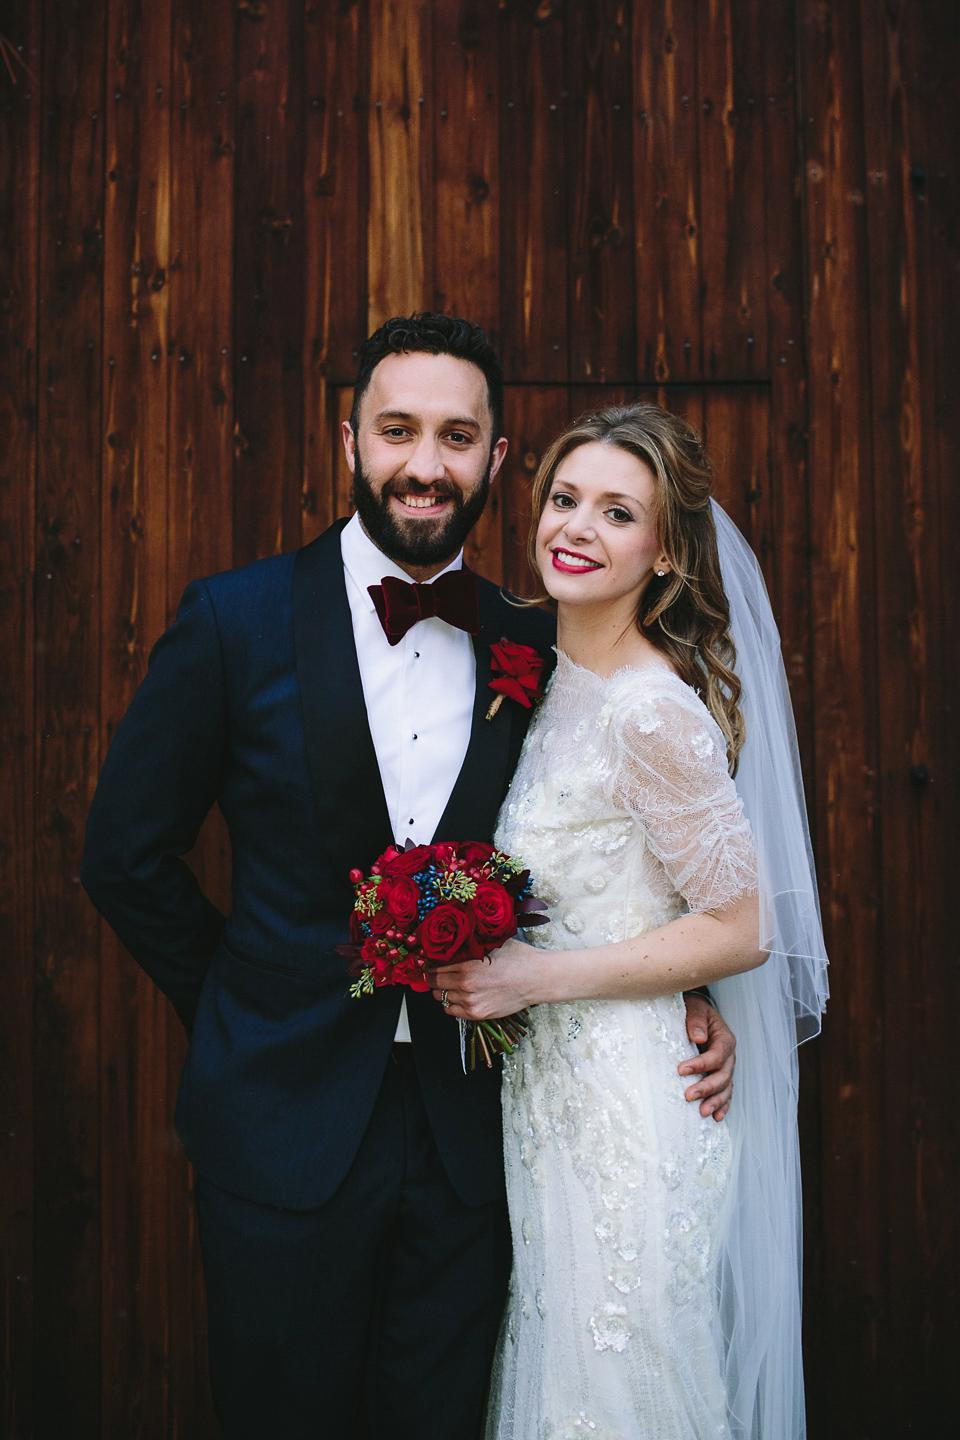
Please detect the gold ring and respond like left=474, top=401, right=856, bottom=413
left=441, top=990, right=450, bottom=1008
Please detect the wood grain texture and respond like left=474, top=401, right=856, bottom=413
left=432, top=0, right=499, bottom=334
left=757, top=10, right=821, bottom=1421
left=798, top=3, right=885, bottom=1433
left=166, top=11, right=235, bottom=1428
left=633, top=0, right=701, bottom=380
left=565, top=0, right=636, bottom=383
left=233, top=0, right=305, bottom=565
left=500, top=385, right=570, bottom=595
left=0, top=3, right=40, bottom=1433
left=497, top=0, right=567, bottom=383
left=367, top=0, right=432, bottom=328
left=697, top=0, right=769, bottom=378
left=99, top=3, right=175, bottom=1434
left=333, top=385, right=356, bottom=521
left=168, top=0, right=235, bottom=609
left=33, top=1, right=107, bottom=1432
left=302, top=0, right=367, bottom=542
left=701, top=386, right=772, bottom=583
left=910, top=8, right=960, bottom=1422
left=1, top=3, right=956, bottom=1431
left=858, top=1, right=958, bottom=1428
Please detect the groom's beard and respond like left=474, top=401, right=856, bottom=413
left=351, top=447, right=492, bottom=569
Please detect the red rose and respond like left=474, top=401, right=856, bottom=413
left=379, top=844, right=433, bottom=877
left=360, top=936, right=382, bottom=966
left=371, top=953, right=394, bottom=985
left=391, top=955, right=431, bottom=992
left=366, top=907, right=393, bottom=935
left=419, top=902, right=481, bottom=963
left=456, top=841, right=495, bottom=869
left=488, top=639, right=545, bottom=709
left=382, top=875, right=420, bottom=928
left=470, top=881, right=518, bottom=944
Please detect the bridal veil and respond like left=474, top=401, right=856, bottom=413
left=709, top=501, right=829, bottom=1439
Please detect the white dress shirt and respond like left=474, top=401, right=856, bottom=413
left=340, top=513, right=476, bottom=1040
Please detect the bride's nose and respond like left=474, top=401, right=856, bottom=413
left=562, top=512, right=597, bottom=546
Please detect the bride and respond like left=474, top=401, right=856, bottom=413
left=430, top=404, right=828, bottom=1439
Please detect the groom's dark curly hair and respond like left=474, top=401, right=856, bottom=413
left=350, top=312, right=505, bottom=442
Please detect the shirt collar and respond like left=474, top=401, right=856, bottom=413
left=340, top=512, right=464, bottom=613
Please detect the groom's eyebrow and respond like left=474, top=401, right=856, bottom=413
left=371, top=408, right=482, bottom=431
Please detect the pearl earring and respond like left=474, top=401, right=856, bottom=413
left=656, top=568, right=667, bottom=577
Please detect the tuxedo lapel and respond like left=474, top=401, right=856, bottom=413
left=432, top=578, right=518, bottom=845
left=292, top=522, right=394, bottom=891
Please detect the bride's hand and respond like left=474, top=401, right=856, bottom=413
left=427, top=938, right=543, bottom=1021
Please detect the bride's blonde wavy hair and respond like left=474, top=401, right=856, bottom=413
left=524, top=403, right=746, bottom=770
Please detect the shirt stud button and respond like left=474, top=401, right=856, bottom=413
left=412, top=733, right=418, bottom=740
left=413, top=651, right=420, bottom=658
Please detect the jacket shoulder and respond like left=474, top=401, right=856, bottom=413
left=198, top=548, right=298, bottom=610
left=476, top=575, right=556, bottom=651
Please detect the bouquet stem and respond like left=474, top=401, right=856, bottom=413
left=464, top=1009, right=531, bottom=1069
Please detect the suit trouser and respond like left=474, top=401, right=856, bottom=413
left=196, top=1045, right=512, bottom=1440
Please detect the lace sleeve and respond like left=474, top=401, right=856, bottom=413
left=605, top=675, right=758, bottom=913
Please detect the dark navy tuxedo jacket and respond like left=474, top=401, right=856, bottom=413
left=82, top=521, right=556, bottom=1211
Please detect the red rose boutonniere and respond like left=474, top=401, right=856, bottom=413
left=485, top=638, right=546, bottom=721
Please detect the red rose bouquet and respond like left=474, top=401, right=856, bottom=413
left=337, top=840, right=548, bottom=1069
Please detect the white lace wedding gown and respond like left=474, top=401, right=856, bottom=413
left=487, top=651, right=758, bottom=1440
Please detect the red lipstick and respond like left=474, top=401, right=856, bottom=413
left=550, top=547, right=603, bottom=574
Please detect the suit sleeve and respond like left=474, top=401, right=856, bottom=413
left=82, top=579, right=228, bottom=1030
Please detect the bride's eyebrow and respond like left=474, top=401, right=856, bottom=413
left=601, top=491, right=645, bottom=511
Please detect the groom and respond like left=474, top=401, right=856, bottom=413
left=82, top=313, right=736, bottom=1440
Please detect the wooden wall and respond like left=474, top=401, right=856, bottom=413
left=1, top=1, right=956, bottom=1434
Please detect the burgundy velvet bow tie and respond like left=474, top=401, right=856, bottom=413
left=368, top=570, right=480, bottom=646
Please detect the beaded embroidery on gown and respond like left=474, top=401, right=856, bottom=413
left=487, top=651, right=758, bottom=1440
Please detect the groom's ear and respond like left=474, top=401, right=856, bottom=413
left=489, top=436, right=508, bottom=483
left=341, top=420, right=357, bottom=474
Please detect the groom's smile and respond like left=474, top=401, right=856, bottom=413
left=342, top=351, right=509, bottom=581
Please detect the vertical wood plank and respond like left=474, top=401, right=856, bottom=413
left=302, top=0, right=367, bottom=543
left=798, top=4, right=885, bottom=1433
left=432, top=0, right=499, bottom=334
left=168, top=0, right=234, bottom=609
left=633, top=0, right=701, bottom=381
left=859, top=0, right=958, bottom=1427
left=567, top=382, right=701, bottom=432
left=367, top=0, right=432, bottom=329
left=168, top=5, right=236, bottom=1430
left=565, top=0, right=636, bottom=383
left=99, top=2, right=176, bottom=1434
left=0, top=3, right=40, bottom=1433
left=701, top=386, right=773, bottom=586
left=760, top=0, right=813, bottom=737
left=33, top=0, right=106, bottom=1431
left=697, top=0, right=769, bottom=378
left=233, top=0, right=305, bottom=565
left=333, top=385, right=355, bottom=521
left=757, top=8, right=821, bottom=1420
left=911, top=8, right=960, bottom=1419
left=500, top=385, right=570, bottom=595
left=497, top=0, right=567, bottom=384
